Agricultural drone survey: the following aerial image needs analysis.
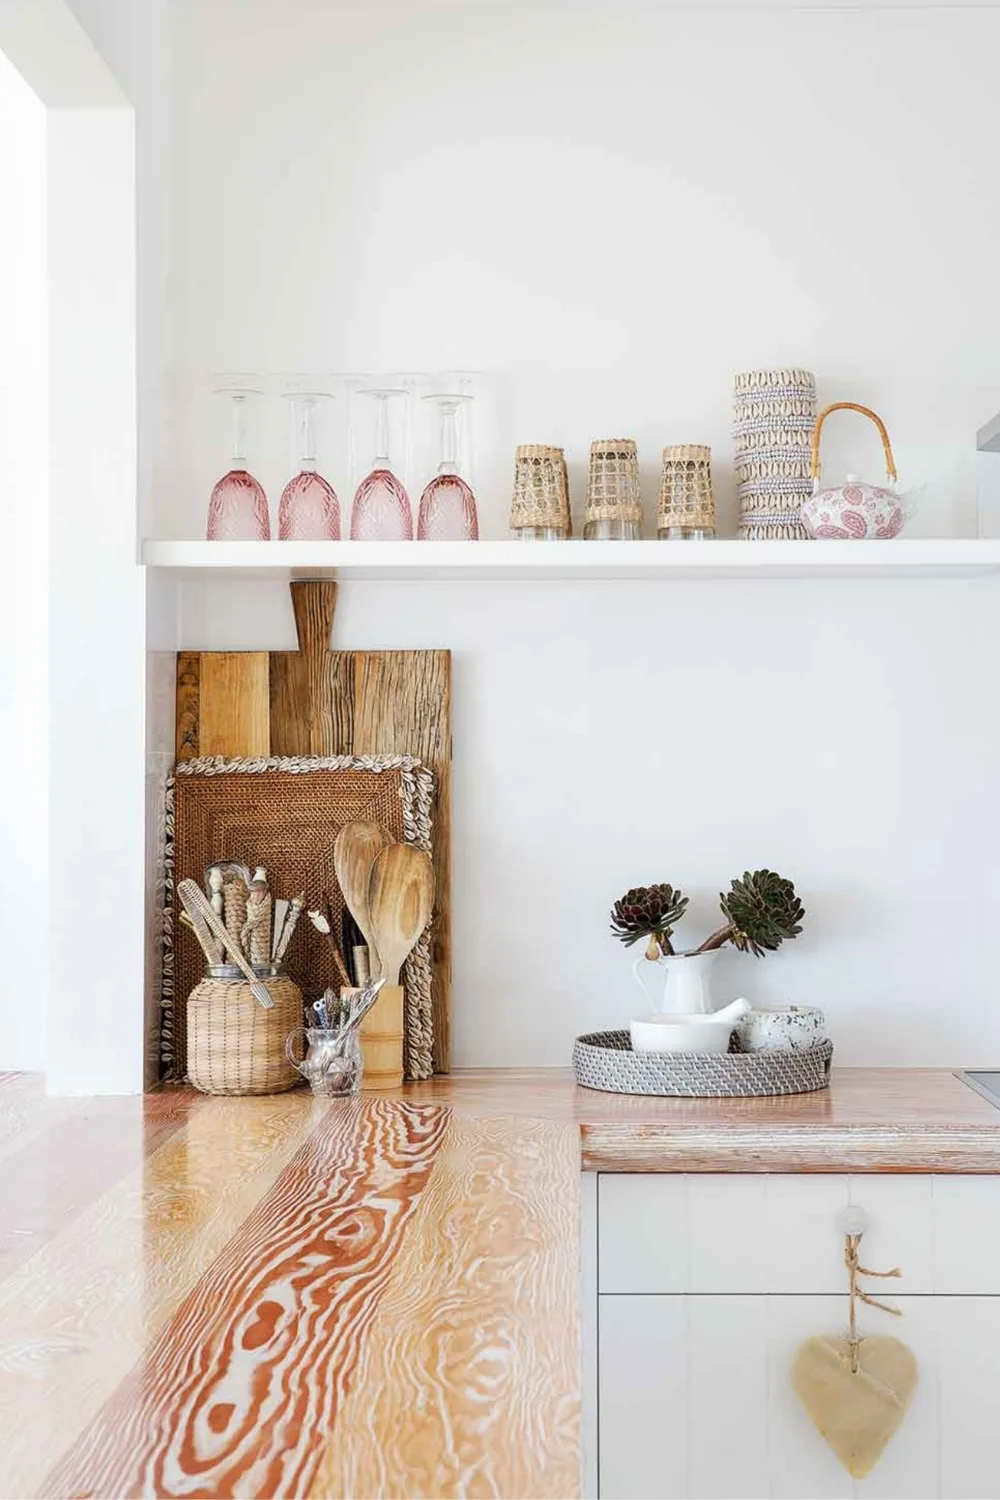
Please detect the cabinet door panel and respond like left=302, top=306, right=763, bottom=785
left=687, top=1296, right=769, bottom=1498
left=937, top=1297, right=1000, bottom=1497
left=932, top=1177, right=1000, bottom=1294
left=847, top=1175, right=935, bottom=1293
left=599, top=1174, right=689, bottom=1294
left=599, top=1174, right=849, bottom=1294
left=599, top=1295, right=687, bottom=1500
left=598, top=1294, right=1000, bottom=1499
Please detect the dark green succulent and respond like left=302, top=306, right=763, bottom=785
left=719, top=869, right=804, bottom=958
left=610, top=883, right=689, bottom=958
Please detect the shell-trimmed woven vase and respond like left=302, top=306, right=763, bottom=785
left=584, top=438, right=642, bottom=539
left=510, top=444, right=571, bottom=539
left=733, top=368, right=816, bottom=540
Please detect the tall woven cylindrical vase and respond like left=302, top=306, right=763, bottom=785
left=733, top=368, right=816, bottom=540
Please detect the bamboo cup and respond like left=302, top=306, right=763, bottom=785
left=358, top=983, right=404, bottom=1091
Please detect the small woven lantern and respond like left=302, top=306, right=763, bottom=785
left=584, top=438, right=643, bottom=540
left=658, top=444, right=716, bottom=539
left=510, top=444, right=571, bottom=539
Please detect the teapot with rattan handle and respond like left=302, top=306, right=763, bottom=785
left=801, top=402, right=904, bottom=541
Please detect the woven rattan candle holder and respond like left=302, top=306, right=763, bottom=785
left=733, top=367, right=816, bottom=540
left=510, top=444, right=571, bottom=539
left=658, top=444, right=716, bottom=539
left=584, top=438, right=643, bottom=540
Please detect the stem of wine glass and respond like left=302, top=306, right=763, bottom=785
left=373, top=393, right=390, bottom=467
left=437, top=399, right=460, bottom=476
left=231, top=394, right=248, bottom=465
left=296, top=397, right=318, bottom=473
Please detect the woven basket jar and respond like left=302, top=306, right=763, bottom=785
left=584, top=438, right=642, bottom=539
left=732, top=368, right=816, bottom=540
left=510, top=444, right=571, bottom=538
left=658, top=444, right=716, bottom=538
left=187, top=969, right=303, bottom=1095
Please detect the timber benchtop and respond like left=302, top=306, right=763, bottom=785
left=19, top=1069, right=1000, bottom=1499
left=405, top=1065, right=1000, bottom=1173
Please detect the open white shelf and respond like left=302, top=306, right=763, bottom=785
left=140, top=538, right=1000, bottom=581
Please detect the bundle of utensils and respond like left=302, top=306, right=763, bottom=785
left=177, top=861, right=329, bottom=1011
left=308, top=980, right=386, bottom=1035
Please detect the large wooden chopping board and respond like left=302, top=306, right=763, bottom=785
left=175, top=579, right=452, bottom=1072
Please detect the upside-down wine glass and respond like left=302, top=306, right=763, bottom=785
left=417, top=393, right=479, bottom=540
left=206, top=378, right=270, bottom=540
left=349, top=388, right=413, bottom=540
left=278, top=383, right=341, bottom=540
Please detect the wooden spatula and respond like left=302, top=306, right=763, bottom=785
left=367, top=844, right=435, bottom=986
left=333, top=821, right=387, bottom=974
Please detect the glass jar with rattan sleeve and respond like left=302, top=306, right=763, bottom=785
left=509, top=444, right=571, bottom=539
left=584, top=438, right=643, bottom=539
left=658, top=445, right=716, bottom=539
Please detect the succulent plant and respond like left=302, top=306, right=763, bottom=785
left=611, top=868, right=804, bottom=960
left=610, top=883, right=689, bottom=959
left=718, top=869, right=805, bottom=958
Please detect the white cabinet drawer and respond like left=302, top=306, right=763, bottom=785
left=598, top=1173, right=1000, bottom=1295
left=599, top=1293, right=1000, bottom=1500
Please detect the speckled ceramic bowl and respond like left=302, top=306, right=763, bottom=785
left=734, top=1006, right=827, bottom=1054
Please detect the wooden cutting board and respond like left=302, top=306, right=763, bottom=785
left=175, top=579, right=452, bottom=1072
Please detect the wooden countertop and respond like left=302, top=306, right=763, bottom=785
left=407, top=1065, right=1000, bottom=1173
left=14, top=1068, right=1000, bottom=1500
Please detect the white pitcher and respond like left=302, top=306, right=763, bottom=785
left=632, top=949, right=720, bottom=1015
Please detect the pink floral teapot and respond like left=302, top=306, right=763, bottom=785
left=800, top=402, right=904, bottom=540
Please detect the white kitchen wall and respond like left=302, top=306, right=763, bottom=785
left=0, top=50, right=48, bottom=1071
left=163, top=1, right=1000, bottom=538
left=165, top=1, right=1000, bottom=1068
left=1, top=0, right=153, bottom=1092
left=65, top=0, right=176, bottom=1088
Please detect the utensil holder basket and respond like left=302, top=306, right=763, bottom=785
left=187, top=971, right=303, bottom=1095
left=360, top=983, right=404, bottom=1092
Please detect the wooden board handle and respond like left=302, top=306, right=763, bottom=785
left=290, top=580, right=338, bottom=663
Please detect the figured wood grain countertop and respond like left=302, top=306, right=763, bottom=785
left=404, top=1065, right=1000, bottom=1174
left=11, top=1069, right=1000, bottom=1500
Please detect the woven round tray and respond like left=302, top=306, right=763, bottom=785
left=573, top=1031, right=833, bottom=1097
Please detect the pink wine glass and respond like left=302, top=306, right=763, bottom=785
left=417, top=394, right=479, bottom=540
left=350, top=388, right=413, bottom=540
left=278, top=384, right=340, bottom=540
left=206, top=381, right=270, bottom=540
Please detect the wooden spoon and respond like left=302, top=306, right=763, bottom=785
left=333, top=821, right=387, bottom=974
left=367, top=844, right=435, bottom=986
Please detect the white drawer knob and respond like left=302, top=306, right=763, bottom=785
left=837, top=1205, right=870, bottom=1236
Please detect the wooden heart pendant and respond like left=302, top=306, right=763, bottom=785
left=792, top=1334, right=918, bottom=1480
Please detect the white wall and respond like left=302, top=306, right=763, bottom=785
left=1, top=0, right=149, bottom=1093
left=163, top=1, right=1000, bottom=539
left=63, top=0, right=176, bottom=1088
left=167, top=2, right=1000, bottom=1069
left=0, top=51, right=48, bottom=1071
